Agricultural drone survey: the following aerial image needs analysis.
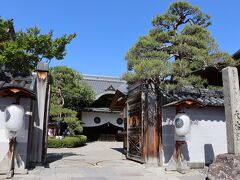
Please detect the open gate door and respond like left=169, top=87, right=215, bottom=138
left=126, top=83, right=161, bottom=165
left=127, top=90, right=144, bottom=163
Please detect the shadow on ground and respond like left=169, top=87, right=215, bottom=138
left=111, top=148, right=124, bottom=154
left=43, top=152, right=78, bottom=168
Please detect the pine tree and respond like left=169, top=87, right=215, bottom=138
left=50, top=66, right=95, bottom=135
left=124, top=1, right=235, bottom=89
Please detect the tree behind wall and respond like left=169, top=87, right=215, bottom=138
left=50, top=66, right=95, bottom=135
left=124, top=1, right=235, bottom=88
left=0, top=17, right=76, bottom=72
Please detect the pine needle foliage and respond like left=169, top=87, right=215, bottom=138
left=50, top=66, right=95, bottom=135
left=124, top=1, right=235, bottom=89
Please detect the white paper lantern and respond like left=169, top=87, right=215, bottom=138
left=5, top=104, right=25, bottom=134
left=174, top=113, right=191, bottom=136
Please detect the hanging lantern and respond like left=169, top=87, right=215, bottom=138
left=174, top=113, right=191, bottom=136
left=5, top=104, right=25, bottom=137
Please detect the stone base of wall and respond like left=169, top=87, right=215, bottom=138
left=207, top=154, right=240, bottom=180
left=188, top=162, right=205, bottom=169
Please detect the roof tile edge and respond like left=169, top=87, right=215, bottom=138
left=82, top=74, right=126, bottom=83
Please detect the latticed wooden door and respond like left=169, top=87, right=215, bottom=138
left=126, top=82, right=161, bottom=165
left=126, top=84, right=145, bottom=163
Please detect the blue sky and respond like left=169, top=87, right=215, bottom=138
left=0, top=1, right=239, bottom=77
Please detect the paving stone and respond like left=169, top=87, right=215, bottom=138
left=5, top=142, right=205, bottom=180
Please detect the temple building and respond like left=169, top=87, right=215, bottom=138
left=80, top=75, right=126, bottom=141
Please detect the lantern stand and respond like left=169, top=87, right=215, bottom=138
left=5, top=97, right=25, bottom=179
left=6, top=137, right=17, bottom=178
left=165, top=100, right=202, bottom=174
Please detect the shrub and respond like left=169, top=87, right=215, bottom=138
left=48, top=135, right=87, bottom=148
left=48, top=138, right=61, bottom=148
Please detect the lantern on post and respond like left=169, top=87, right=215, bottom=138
left=165, top=99, right=203, bottom=173
left=4, top=104, right=25, bottom=178
left=174, top=113, right=191, bottom=140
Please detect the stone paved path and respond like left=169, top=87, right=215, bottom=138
left=0, top=142, right=206, bottom=180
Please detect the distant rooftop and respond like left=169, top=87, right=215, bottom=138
left=82, top=74, right=126, bottom=96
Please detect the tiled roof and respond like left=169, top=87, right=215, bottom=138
left=0, top=71, right=36, bottom=95
left=117, top=83, right=128, bottom=95
left=162, top=86, right=224, bottom=107
left=82, top=74, right=126, bottom=96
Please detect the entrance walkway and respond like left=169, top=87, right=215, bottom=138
left=1, top=142, right=206, bottom=180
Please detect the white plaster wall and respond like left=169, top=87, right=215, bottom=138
left=0, top=97, right=31, bottom=169
left=82, top=111, right=124, bottom=128
left=162, top=106, right=227, bottom=165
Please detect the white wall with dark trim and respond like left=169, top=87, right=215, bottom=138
left=82, top=111, right=124, bottom=128
left=162, top=106, right=227, bottom=165
left=0, top=97, right=31, bottom=170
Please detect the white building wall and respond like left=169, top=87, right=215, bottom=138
left=162, top=106, right=227, bottom=165
left=0, top=97, right=31, bottom=169
left=82, top=111, right=123, bottom=128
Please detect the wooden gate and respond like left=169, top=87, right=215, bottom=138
left=127, top=83, right=144, bottom=162
left=126, top=82, right=161, bottom=165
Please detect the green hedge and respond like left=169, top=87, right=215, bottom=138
left=48, top=135, right=87, bottom=148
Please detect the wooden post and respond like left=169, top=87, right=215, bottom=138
left=144, top=83, right=160, bottom=165
left=173, top=104, right=186, bottom=162
left=29, top=62, right=49, bottom=164
left=222, top=67, right=240, bottom=154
